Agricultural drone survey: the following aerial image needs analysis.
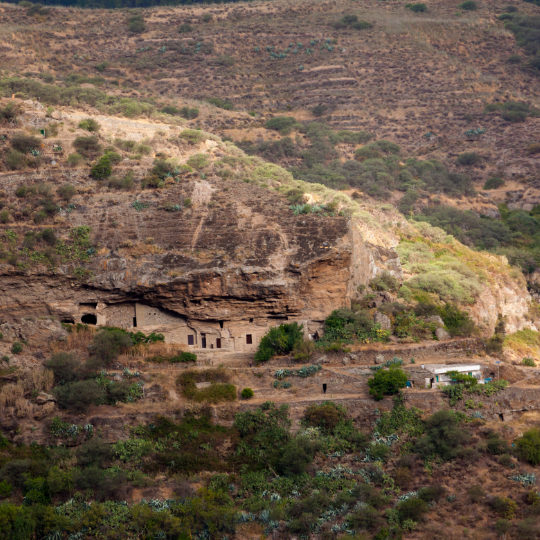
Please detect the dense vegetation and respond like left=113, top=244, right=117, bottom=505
left=0, top=390, right=534, bottom=539
left=412, top=203, right=540, bottom=275
left=237, top=122, right=474, bottom=200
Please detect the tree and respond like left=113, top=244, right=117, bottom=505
left=515, top=428, right=540, bottom=465
left=413, top=410, right=470, bottom=460
left=88, top=330, right=133, bottom=368
left=254, top=323, right=304, bottom=363
left=302, top=402, right=347, bottom=433
left=45, top=352, right=82, bottom=384
left=368, top=368, right=407, bottom=400
left=53, top=380, right=102, bottom=413
left=277, top=436, right=319, bottom=476
left=90, top=155, right=112, bottom=180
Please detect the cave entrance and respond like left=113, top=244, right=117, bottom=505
left=61, top=317, right=75, bottom=324
left=499, top=413, right=504, bottom=422
left=81, top=314, right=97, bottom=325
left=322, top=383, right=327, bottom=394
left=133, top=317, right=137, bottom=328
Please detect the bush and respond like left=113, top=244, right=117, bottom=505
left=397, top=497, right=429, bottom=522
left=179, top=23, right=193, bottom=33
left=278, top=436, right=319, bottom=476
left=413, top=410, right=470, bottom=460
left=483, top=176, right=505, bottom=190
left=73, top=136, right=101, bottom=157
left=5, top=149, right=27, bottom=170
left=418, top=484, right=446, bottom=503
left=495, top=519, right=512, bottom=537
left=292, top=338, right=315, bottom=362
left=322, top=307, right=389, bottom=344
left=0, top=101, right=20, bottom=122
left=78, top=118, right=101, bottom=132
left=11, top=133, right=41, bottom=153
left=45, top=352, right=82, bottom=383
left=349, top=505, right=383, bottom=531
left=88, top=330, right=133, bottom=368
left=128, top=13, right=145, bottom=33
left=406, top=3, right=428, bottom=11
left=205, top=97, right=234, bottom=110
left=11, top=342, right=23, bottom=354
left=369, top=271, right=399, bottom=292
left=491, top=496, right=517, bottom=519
left=457, top=152, right=481, bottom=165
left=523, top=357, right=536, bottom=367
left=254, top=322, right=304, bottom=363
left=187, top=153, right=209, bottom=170
left=90, top=155, right=112, bottom=179
left=486, top=432, right=511, bottom=455
left=76, top=437, right=113, bottom=468
left=459, top=0, right=478, bottom=9
left=368, top=368, right=407, bottom=400
left=241, top=388, right=254, bottom=399
left=58, top=184, right=76, bottom=201
left=177, top=369, right=236, bottom=403
left=265, top=116, right=299, bottom=135
left=303, top=402, right=347, bottom=433
left=515, top=428, right=540, bottom=465
left=468, top=484, right=485, bottom=503
left=67, top=153, right=83, bottom=167
left=53, top=379, right=102, bottom=413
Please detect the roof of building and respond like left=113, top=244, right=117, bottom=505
left=422, top=364, right=481, bottom=374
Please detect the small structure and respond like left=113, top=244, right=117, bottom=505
left=421, top=363, right=484, bottom=389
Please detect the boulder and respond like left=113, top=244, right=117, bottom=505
left=373, top=311, right=392, bottom=331
left=425, top=315, right=444, bottom=327
left=35, top=392, right=56, bottom=405
left=375, top=354, right=385, bottom=365
left=316, top=355, right=330, bottom=364
left=342, top=357, right=350, bottom=365
left=195, top=382, right=212, bottom=389
left=51, top=111, right=63, bottom=120
left=436, top=327, right=451, bottom=341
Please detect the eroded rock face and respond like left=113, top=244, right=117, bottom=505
left=0, top=180, right=403, bottom=346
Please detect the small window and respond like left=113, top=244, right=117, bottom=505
left=249, top=318, right=253, bottom=323
left=188, top=335, right=194, bottom=346
left=216, top=338, right=222, bottom=349
left=219, top=321, right=224, bottom=329
left=246, top=334, right=253, bottom=345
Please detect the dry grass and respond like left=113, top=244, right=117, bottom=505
left=52, top=327, right=96, bottom=353
left=23, top=368, right=54, bottom=392
left=14, top=397, right=32, bottom=418
left=0, top=382, right=24, bottom=407
left=122, top=342, right=179, bottom=358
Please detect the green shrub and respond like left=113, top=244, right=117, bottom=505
left=483, top=176, right=505, bottom=190
left=90, top=155, right=112, bottom=179
left=349, top=504, right=383, bottom=531
left=418, top=484, right=446, bottom=503
left=76, top=437, right=113, bottom=468
left=177, top=368, right=236, bottom=403
left=265, top=116, right=299, bottom=135
left=58, top=184, right=76, bottom=201
left=45, top=352, right=82, bottom=383
left=241, top=388, right=254, bottom=399
left=0, top=211, right=9, bottom=224
left=457, top=152, right=481, bottom=165
left=73, top=136, right=101, bottom=157
left=187, top=153, right=209, bottom=170
left=5, top=149, right=27, bottom=170
left=53, top=379, right=103, bottom=413
left=11, top=133, right=41, bottom=153
left=523, top=357, right=536, bottom=367
left=414, top=410, right=470, bottom=460
left=278, top=436, right=319, bottom=476
left=490, top=496, right=517, bottom=519
left=322, top=307, right=389, bottom=344
left=254, top=322, right=304, bottom=363
left=406, top=3, right=428, bottom=11
left=370, top=271, right=399, bottom=292
left=11, top=342, right=23, bottom=354
left=302, top=401, right=347, bottom=433
left=459, top=0, right=478, bottom=9
left=515, top=428, right=540, bottom=465
left=179, top=128, right=205, bottom=144
left=205, top=97, right=234, bottom=110
left=368, top=368, right=407, bottom=400
left=88, top=330, right=133, bottom=368
left=128, top=13, right=145, bottom=33
left=67, top=153, right=83, bottom=167
left=179, top=23, right=193, bottom=33
left=397, top=497, right=429, bottom=522
left=78, top=118, right=101, bottom=132
left=508, top=54, right=521, bottom=64
left=0, top=101, right=20, bottom=122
